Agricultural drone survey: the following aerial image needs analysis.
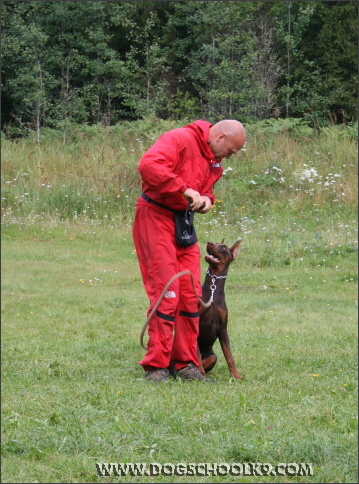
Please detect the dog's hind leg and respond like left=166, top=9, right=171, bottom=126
left=197, top=347, right=206, bottom=375
left=201, top=352, right=217, bottom=373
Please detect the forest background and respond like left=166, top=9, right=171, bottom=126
left=1, top=0, right=358, bottom=141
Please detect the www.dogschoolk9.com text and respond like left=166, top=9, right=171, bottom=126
left=96, top=462, right=314, bottom=477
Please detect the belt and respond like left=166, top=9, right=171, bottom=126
left=141, top=193, right=175, bottom=212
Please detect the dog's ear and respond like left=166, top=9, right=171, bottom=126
left=230, top=240, right=242, bottom=259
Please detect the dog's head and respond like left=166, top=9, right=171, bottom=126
left=205, top=240, right=241, bottom=273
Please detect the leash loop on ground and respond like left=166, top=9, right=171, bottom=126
left=140, top=270, right=212, bottom=349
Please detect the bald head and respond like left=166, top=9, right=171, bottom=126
left=208, top=119, right=246, bottom=159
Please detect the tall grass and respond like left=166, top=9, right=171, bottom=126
left=1, top=118, right=357, bottom=226
left=2, top=117, right=357, bottom=272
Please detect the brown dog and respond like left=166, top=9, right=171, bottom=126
left=198, top=240, right=242, bottom=379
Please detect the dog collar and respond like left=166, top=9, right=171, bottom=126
left=206, top=269, right=227, bottom=279
left=206, top=269, right=227, bottom=304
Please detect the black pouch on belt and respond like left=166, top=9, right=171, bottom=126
left=174, top=205, right=197, bottom=247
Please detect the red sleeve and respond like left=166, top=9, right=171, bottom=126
left=138, top=132, right=188, bottom=194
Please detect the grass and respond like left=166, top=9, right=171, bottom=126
left=1, top=119, right=358, bottom=482
left=1, top=216, right=357, bottom=483
left=1, top=119, right=357, bottom=224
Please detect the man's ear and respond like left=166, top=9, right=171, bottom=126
left=216, top=133, right=226, bottom=143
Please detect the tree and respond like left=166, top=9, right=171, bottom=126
left=248, top=5, right=282, bottom=119
left=126, top=10, right=170, bottom=118
left=272, top=0, right=358, bottom=124
left=310, top=1, right=358, bottom=123
left=1, top=0, right=357, bottom=133
left=1, top=2, right=54, bottom=141
left=183, top=1, right=275, bottom=122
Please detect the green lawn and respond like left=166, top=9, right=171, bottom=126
left=1, top=217, right=357, bottom=483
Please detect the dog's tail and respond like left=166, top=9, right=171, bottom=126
left=140, top=270, right=211, bottom=350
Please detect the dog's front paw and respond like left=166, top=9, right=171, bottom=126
left=231, top=371, right=243, bottom=380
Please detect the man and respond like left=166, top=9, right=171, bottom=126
left=132, top=119, right=246, bottom=382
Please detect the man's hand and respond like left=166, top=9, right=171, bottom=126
left=196, top=195, right=212, bottom=214
left=183, top=189, right=212, bottom=213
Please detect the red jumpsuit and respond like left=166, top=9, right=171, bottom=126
left=132, top=120, right=223, bottom=371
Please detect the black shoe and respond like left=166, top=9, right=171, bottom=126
left=177, top=363, right=215, bottom=382
left=145, top=368, right=170, bottom=383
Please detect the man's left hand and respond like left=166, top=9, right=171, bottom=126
left=196, top=196, right=212, bottom=214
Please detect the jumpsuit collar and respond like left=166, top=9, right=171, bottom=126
left=185, top=120, right=222, bottom=166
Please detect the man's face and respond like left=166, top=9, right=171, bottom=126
left=210, top=132, right=246, bottom=159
